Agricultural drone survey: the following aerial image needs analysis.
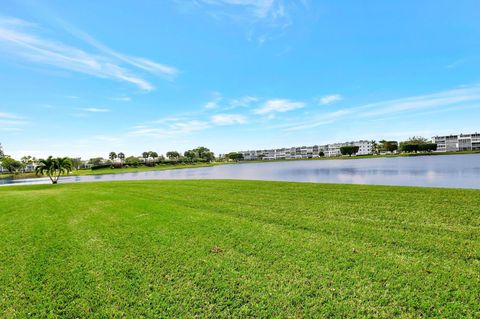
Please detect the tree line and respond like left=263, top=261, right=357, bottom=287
left=89, top=147, right=216, bottom=169
left=339, top=137, right=437, bottom=157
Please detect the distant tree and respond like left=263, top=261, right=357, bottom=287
left=117, top=152, right=125, bottom=167
left=20, top=155, right=34, bottom=165
left=142, top=152, right=150, bottom=165
left=88, top=157, right=104, bottom=166
left=400, top=144, right=417, bottom=153
left=379, top=140, right=398, bottom=153
left=400, top=137, right=431, bottom=153
left=406, top=136, right=429, bottom=144
left=166, top=151, right=180, bottom=160
left=184, top=150, right=197, bottom=162
left=340, top=146, right=360, bottom=156
left=419, top=143, right=437, bottom=152
left=193, top=147, right=215, bottom=162
left=191, top=146, right=215, bottom=162
left=109, top=152, right=117, bottom=161
left=1, top=157, right=24, bottom=174
left=319, top=151, right=325, bottom=157
left=371, top=140, right=378, bottom=154
left=0, top=143, right=4, bottom=159
left=35, top=156, right=73, bottom=184
left=149, top=151, right=158, bottom=164
left=125, top=156, right=140, bottom=167
left=227, top=152, right=243, bottom=162
left=69, top=157, right=82, bottom=170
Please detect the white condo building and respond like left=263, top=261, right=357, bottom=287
left=238, top=140, right=374, bottom=160
left=432, top=133, right=480, bottom=152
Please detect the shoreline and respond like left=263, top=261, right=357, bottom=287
left=1, top=150, right=479, bottom=181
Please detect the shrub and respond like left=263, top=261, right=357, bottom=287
left=340, top=146, right=360, bottom=156
left=91, top=164, right=112, bottom=170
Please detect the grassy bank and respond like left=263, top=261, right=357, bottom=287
left=1, top=181, right=479, bottom=318
left=72, top=162, right=229, bottom=176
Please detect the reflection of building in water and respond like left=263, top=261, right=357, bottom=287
left=432, top=133, right=480, bottom=152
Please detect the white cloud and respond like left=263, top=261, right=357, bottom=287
left=211, top=114, right=247, bottom=125
left=446, top=59, right=465, bottom=69
left=170, top=120, right=211, bottom=133
left=0, top=127, right=22, bottom=132
left=319, top=94, right=342, bottom=105
left=193, top=0, right=300, bottom=43
left=0, top=16, right=178, bottom=91
left=254, top=99, right=305, bottom=115
left=80, top=108, right=110, bottom=113
left=0, top=112, right=27, bottom=131
left=0, top=112, right=20, bottom=119
left=64, top=24, right=178, bottom=78
left=204, top=101, right=219, bottom=109
left=226, top=96, right=258, bottom=109
left=129, top=120, right=211, bottom=138
left=281, top=85, right=480, bottom=131
left=204, top=92, right=223, bottom=109
left=200, top=0, right=279, bottom=19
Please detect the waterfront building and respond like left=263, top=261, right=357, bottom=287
left=238, top=140, right=374, bottom=160
left=432, top=133, right=480, bottom=152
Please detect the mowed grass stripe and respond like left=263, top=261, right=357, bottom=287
left=0, top=180, right=479, bottom=318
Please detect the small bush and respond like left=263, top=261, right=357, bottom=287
left=91, top=164, right=112, bottom=170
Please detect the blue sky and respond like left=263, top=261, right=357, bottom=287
left=1, top=0, right=480, bottom=159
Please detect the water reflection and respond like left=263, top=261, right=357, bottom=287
left=1, top=154, right=479, bottom=189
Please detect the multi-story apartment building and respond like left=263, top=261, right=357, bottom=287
left=432, top=133, right=480, bottom=152
left=238, top=140, right=374, bottom=160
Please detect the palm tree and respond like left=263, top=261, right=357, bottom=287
left=149, top=151, right=158, bottom=165
left=142, top=151, right=149, bottom=166
left=118, top=152, right=125, bottom=165
left=35, top=156, right=73, bottom=184
left=109, top=152, right=117, bottom=162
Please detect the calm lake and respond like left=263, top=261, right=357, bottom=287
left=1, top=154, right=480, bottom=189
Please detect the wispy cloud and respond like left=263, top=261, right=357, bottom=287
left=211, top=113, right=247, bottom=125
left=0, top=112, right=20, bottom=119
left=226, top=96, right=258, bottom=109
left=254, top=99, right=305, bottom=115
left=199, top=0, right=282, bottom=19
left=191, top=0, right=303, bottom=43
left=129, top=120, right=211, bottom=138
left=80, top=107, right=110, bottom=113
left=446, top=59, right=465, bottom=69
left=318, top=94, right=342, bottom=105
left=204, top=92, right=223, bottom=109
left=0, top=112, right=27, bottom=131
left=60, top=22, right=178, bottom=79
left=111, top=96, right=131, bottom=102
left=281, top=85, right=480, bottom=131
left=0, top=16, right=178, bottom=91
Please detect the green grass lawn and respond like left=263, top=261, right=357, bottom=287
left=0, top=181, right=479, bottom=318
